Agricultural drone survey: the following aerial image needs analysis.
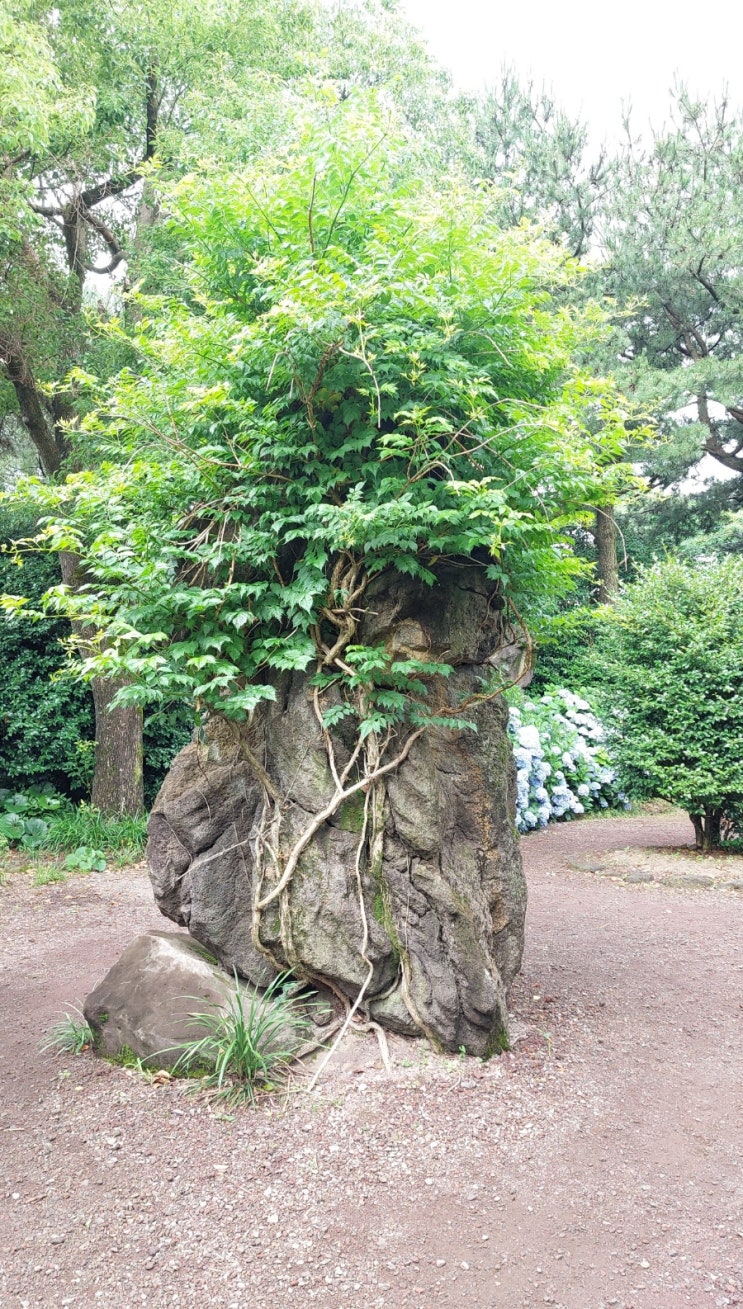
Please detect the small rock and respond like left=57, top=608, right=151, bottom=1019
left=625, top=870, right=654, bottom=884
left=50, top=1235, right=65, bottom=1245
left=662, top=873, right=715, bottom=889
left=568, top=859, right=605, bottom=873
left=720, top=879, right=743, bottom=892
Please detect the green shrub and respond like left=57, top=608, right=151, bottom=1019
left=530, top=606, right=604, bottom=695
left=587, top=556, right=743, bottom=850
left=142, top=704, right=193, bottom=805
left=0, top=521, right=96, bottom=796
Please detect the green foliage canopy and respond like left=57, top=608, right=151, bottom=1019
left=9, top=99, right=631, bottom=738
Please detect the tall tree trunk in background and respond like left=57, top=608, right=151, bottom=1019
left=594, top=504, right=619, bottom=603
left=2, top=348, right=68, bottom=475
left=90, top=677, right=144, bottom=816
left=5, top=370, right=145, bottom=814
left=60, top=553, right=144, bottom=816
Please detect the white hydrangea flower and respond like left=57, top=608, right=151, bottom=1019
left=517, top=725, right=542, bottom=752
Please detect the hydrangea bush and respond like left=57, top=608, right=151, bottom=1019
left=508, top=688, right=627, bottom=833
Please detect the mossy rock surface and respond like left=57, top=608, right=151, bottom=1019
left=147, top=564, right=526, bottom=1055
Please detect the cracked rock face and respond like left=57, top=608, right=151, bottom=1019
left=147, top=563, right=526, bottom=1056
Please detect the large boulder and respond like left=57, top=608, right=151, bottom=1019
left=147, top=563, right=526, bottom=1056
left=84, top=930, right=325, bottom=1067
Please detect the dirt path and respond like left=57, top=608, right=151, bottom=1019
left=1, top=812, right=742, bottom=1309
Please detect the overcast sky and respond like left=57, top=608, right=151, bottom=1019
left=400, top=0, right=743, bottom=144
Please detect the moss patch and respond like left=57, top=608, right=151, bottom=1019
left=334, top=791, right=366, bottom=833
left=482, top=1024, right=511, bottom=1059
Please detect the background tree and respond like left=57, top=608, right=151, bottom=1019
left=595, top=88, right=743, bottom=567
left=465, top=72, right=634, bottom=600
left=469, top=69, right=607, bottom=259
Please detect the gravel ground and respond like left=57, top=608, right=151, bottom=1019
left=1, top=810, right=742, bottom=1309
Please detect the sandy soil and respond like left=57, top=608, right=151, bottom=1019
left=1, top=810, right=742, bottom=1309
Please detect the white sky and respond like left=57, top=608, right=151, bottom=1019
left=400, top=0, right=743, bottom=144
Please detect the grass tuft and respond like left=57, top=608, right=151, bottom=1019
left=33, top=863, right=67, bottom=886
left=168, top=972, right=313, bottom=1106
left=44, top=804, right=147, bottom=857
left=41, top=1006, right=95, bottom=1055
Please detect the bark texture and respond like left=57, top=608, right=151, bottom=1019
left=147, top=565, right=527, bottom=1056
left=90, top=677, right=144, bottom=817
left=593, top=504, right=619, bottom=602
left=60, top=554, right=144, bottom=816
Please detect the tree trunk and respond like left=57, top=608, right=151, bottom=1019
left=690, top=809, right=722, bottom=852
left=90, top=677, right=144, bottom=816
left=3, top=347, right=66, bottom=475
left=593, top=504, right=619, bottom=602
left=60, top=553, right=144, bottom=816
left=705, top=808, right=722, bottom=851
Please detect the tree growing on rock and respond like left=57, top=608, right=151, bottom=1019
left=11, top=96, right=632, bottom=1049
